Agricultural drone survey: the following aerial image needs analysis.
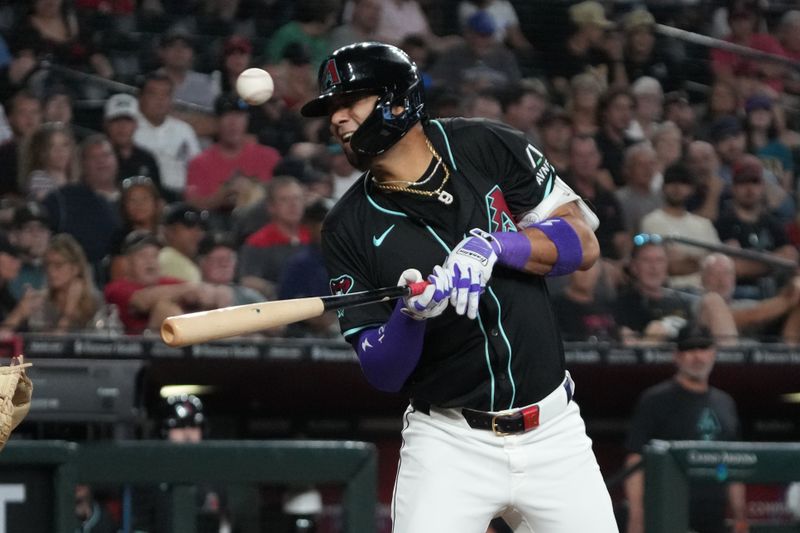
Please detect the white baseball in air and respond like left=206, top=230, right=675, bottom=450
left=236, top=68, right=274, bottom=105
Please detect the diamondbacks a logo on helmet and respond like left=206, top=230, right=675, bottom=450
left=485, top=186, right=516, bottom=233
left=322, top=58, right=341, bottom=90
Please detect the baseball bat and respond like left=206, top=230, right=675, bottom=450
left=655, top=234, right=799, bottom=271
left=161, top=281, right=429, bottom=347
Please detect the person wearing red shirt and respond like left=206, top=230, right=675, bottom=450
left=104, top=231, right=220, bottom=334
left=185, top=93, right=281, bottom=213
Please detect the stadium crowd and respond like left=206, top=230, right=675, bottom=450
left=0, top=0, right=798, bottom=347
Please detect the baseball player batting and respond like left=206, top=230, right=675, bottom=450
left=301, top=42, right=617, bottom=532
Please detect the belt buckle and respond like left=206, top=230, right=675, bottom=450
left=491, top=414, right=511, bottom=436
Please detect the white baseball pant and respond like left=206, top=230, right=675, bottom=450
left=391, top=373, right=618, bottom=533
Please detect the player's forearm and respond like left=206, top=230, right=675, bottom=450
left=352, top=300, right=426, bottom=393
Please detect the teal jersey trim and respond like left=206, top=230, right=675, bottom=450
left=431, top=120, right=458, bottom=171
left=543, top=172, right=555, bottom=198
left=487, top=286, right=516, bottom=409
left=364, top=178, right=407, bottom=217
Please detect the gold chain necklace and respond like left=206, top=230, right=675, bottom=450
left=371, top=138, right=454, bottom=205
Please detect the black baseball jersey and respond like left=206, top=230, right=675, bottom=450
left=322, top=118, right=567, bottom=411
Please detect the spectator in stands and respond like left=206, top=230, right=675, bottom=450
left=461, top=89, right=502, bottom=121
left=663, top=90, right=697, bottom=143
left=566, top=135, right=628, bottom=260
left=0, top=233, right=24, bottom=331
left=711, top=0, right=786, bottom=94
left=157, top=30, right=217, bottom=110
left=109, top=176, right=162, bottom=281
left=651, top=122, right=684, bottom=178
left=565, top=72, right=602, bottom=136
left=498, top=81, right=546, bottom=144
left=615, top=143, right=662, bottom=234
left=428, top=10, right=520, bottom=93
left=134, top=72, right=201, bottom=199
left=701, top=253, right=800, bottom=343
left=197, top=232, right=262, bottom=307
left=80, top=134, right=120, bottom=203
left=42, top=87, right=77, bottom=133
left=374, top=0, right=440, bottom=48
left=626, top=76, right=663, bottom=143
left=19, top=121, right=78, bottom=201
left=614, top=235, right=737, bottom=344
left=0, top=90, right=42, bottom=197
left=103, top=93, right=163, bottom=194
left=744, top=93, right=794, bottom=192
left=8, top=0, right=114, bottom=95
left=7, top=202, right=50, bottom=300
left=686, top=140, right=726, bottom=222
left=624, top=324, right=747, bottom=533
left=700, top=81, right=740, bottom=137
left=279, top=201, right=336, bottom=337
left=158, top=202, right=207, bottom=283
left=74, top=484, right=117, bottom=533
left=779, top=11, right=800, bottom=95
left=271, top=42, right=318, bottom=114
left=41, top=138, right=121, bottom=278
left=218, top=36, right=253, bottom=94
left=185, top=93, right=281, bottom=213
left=329, top=0, right=382, bottom=50
left=622, top=8, right=682, bottom=93
left=22, top=233, right=101, bottom=333
left=641, top=163, right=723, bottom=290
left=595, top=88, right=636, bottom=186
left=458, top=0, right=533, bottom=54
left=104, top=231, right=217, bottom=335
left=538, top=107, right=572, bottom=176
left=715, top=155, right=798, bottom=296
left=552, top=261, right=619, bottom=341
left=265, top=0, right=337, bottom=68
left=547, top=0, right=621, bottom=97
left=238, top=176, right=310, bottom=299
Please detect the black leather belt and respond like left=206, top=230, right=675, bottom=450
left=411, top=379, right=573, bottom=436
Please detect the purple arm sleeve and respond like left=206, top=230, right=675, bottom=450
left=491, top=231, right=532, bottom=270
left=531, top=217, right=583, bottom=276
left=351, top=300, right=427, bottom=392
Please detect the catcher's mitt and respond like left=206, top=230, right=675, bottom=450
left=0, top=356, right=32, bottom=451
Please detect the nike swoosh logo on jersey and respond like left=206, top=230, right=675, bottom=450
left=372, top=224, right=395, bottom=247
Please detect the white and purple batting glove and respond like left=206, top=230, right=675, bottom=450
left=398, top=266, right=451, bottom=320
left=444, top=229, right=501, bottom=320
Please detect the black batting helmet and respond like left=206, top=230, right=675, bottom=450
left=300, top=42, right=426, bottom=156
left=161, top=394, right=205, bottom=431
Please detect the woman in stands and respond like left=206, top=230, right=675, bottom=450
left=108, top=176, right=163, bottom=281
left=18, top=122, right=78, bottom=202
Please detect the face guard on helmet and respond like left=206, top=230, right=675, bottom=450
left=300, top=42, right=426, bottom=156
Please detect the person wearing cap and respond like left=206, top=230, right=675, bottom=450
left=158, top=202, right=207, bottom=283
left=329, top=0, right=382, bottom=50
left=624, top=324, right=747, bottom=533
left=622, top=8, right=682, bottom=93
left=0, top=90, right=42, bottom=197
left=429, top=9, right=521, bottom=91
left=546, top=0, right=623, bottom=97
left=103, top=93, right=163, bottom=194
left=197, top=232, right=262, bottom=308
left=238, top=176, right=311, bottom=300
left=157, top=30, right=218, bottom=110
left=185, top=93, right=281, bottom=212
left=458, top=0, right=533, bottom=53
left=7, top=202, right=51, bottom=300
left=641, top=162, right=723, bottom=290
left=104, top=230, right=218, bottom=334
left=711, top=0, right=788, bottom=94
left=743, top=94, right=794, bottom=189
left=625, top=76, right=664, bottom=142
left=714, top=155, right=798, bottom=294
left=538, top=106, right=573, bottom=176
left=133, top=72, right=201, bottom=199
left=219, top=35, right=254, bottom=94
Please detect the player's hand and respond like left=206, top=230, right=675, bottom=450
left=445, top=228, right=501, bottom=319
left=398, top=266, right=450, bottom=320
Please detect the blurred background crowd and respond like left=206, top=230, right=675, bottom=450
left=0, top=0, right=799, bottom=345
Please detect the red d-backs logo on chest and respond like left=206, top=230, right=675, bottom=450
left=485, top=186, right=517, bottom=232
left=322, top=59, right=341, bottom=91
